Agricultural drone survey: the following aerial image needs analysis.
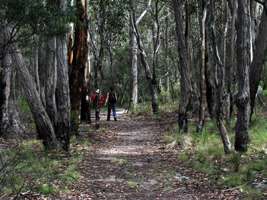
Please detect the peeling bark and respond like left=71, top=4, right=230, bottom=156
left=70, top=0, right=89, bottom=113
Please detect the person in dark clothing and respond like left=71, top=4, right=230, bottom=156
left=106, top=87, right=117, bottom=121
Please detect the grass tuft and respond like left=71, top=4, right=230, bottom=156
left=165, top=114, right=267, bottom=199
left=0, top=136, right=89, bottom=197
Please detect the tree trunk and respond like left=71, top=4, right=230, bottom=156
left=164, top=15, right=170, bottom=96
left=55, top=36, right=71, bottom=151
left=250, top=0, right=267, bottom=120
left=226, top=0, right=237, bottom=126
left=207, top=0, right=232, bottom=153
left=137, top=41, right=159, bottom=114
left=69, top=0, right=89, bottom=130
left=235, top=0, right=251, bottom=152
left=129, top=0, right=151, bottom=110
left=55, top=0, right=71, bottom=151
left=45, top=37, right=58, bottom=126
left=130, top=29, right=138, bottom=108
left=197, top=0, right=207, bottom=133
left=205, top=62, right=216, bottom=118
left=11, top=43, right=59, bottom=149
left=0, top=50, right=12, bottom=136
left=172, top=0, right=192, bottom=132
left=33, top=40, right=41, bottom=94
left=130, top=0, right=158, bottom=114
left=0, top=37, right=24, bottom=138
left=38, top=41, right=48, bottom=107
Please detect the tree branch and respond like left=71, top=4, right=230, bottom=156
left=136, top=0, right=152, bottom=25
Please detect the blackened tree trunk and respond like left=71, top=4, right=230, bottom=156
left=226, top=0, right=237, bottom=126
left=172, top=0, right=192, bottom=132
left=235, top=0, right=251, bottom=152
left=250, top=0, right=267, bottom=120
left=80, top=84, right=90, bottom=123
left=205, top=63, right=216, bottom=118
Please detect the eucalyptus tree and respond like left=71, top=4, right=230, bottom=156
left=172, top=0, right=193, bottom=132
left=69, top=0, right=90, bottom=129
left=250, top=0, right=267, bottom=120
left=0, top=0, right=50, bottom=138
left=129, top=0, right=151, bottom=109
left=130, top=0, right=160, bottom=114
left=206, top=0, right=232, bottom=153
left=89, top=0, right=128, bottom=90
left=235, top=0, right=251, bottom=152
left=196, top=0, right=207, bottom=133
left=0, top=28, right=24, bottom=137
left=0, top=0, right=72, bottom=150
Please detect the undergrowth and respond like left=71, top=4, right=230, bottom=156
left=130, top=101, right=178, bottom=116
left=165, top=115, right=267, bottom=200
left=0, top=135, right=90, bottom=198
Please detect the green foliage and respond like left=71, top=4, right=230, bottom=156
left=0, top=0, right=74, bottom=47
left=0, top=137, right=89, bottom=197
left=160, top=82, right=180, bottom=103
left=130, top=102, right=152, bottom=115
left=166, top=115, right=267, bottom=199
left=90, top=0, right=129, bottom=38
left=127, top=180, right=139, bottom=189
left=159, top=101, right=179, bottom=113
left=37, top=184, right=56, bottom=195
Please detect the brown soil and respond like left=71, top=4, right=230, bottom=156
left=61, top=113, right=240, bottom=200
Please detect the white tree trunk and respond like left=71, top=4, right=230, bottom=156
left=131, top=28, right=138, bottom=107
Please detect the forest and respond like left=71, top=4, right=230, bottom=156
left=0, top=0, right=267, bottom=199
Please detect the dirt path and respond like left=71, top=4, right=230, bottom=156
left=63, top=113, right=240, bottom=200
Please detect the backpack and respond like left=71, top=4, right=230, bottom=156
left=108, top=92, right=117, bottom=104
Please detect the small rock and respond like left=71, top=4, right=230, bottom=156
left=175, top=172, right=190, bottom=182
left=252, top=180, right=267, bottom=190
